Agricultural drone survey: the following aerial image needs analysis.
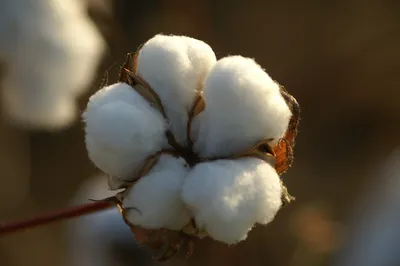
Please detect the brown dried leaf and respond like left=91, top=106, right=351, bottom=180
left=273, top=85, right=300, bottom=175
left=117, top=203, right=194, bottom=261
left=118, top=52, right=139, bottom=81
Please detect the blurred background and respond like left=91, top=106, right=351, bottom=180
left=0, top=0, right=399, bottom=266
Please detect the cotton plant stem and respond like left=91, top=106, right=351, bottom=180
left=0, top=201, right=116, bottom=236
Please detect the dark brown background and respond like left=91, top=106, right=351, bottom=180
left=0, top=0, right=399, bottom=265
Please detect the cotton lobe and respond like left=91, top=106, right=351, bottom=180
left=191, top=55, right=292, bottom=158
left=136, top=34, right=217, bottom=147
left=123, top=154, right=191, bottom=230
left=83, top=83, right=168, bottom=180
left=182, top=158, right=282, bottom=244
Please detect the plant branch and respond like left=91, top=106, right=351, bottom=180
left=0, top=200, right=116, bottom=236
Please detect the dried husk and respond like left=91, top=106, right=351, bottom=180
left=105, top=52, right=300, bottom=260
left=115, top=203, right=195, bottom=261
left=273, top=84, right=300, bottom=175
left=187, top=94, right=205, bottom=148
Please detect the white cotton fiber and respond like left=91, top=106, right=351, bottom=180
left=83, top=83, right=168, bottom=180
left=182, top=158, right=282, bottom=244
left=1, top=78, right=77, bottom=128
left=191, top=56, right=292, bottom=158
left=123, top=154, right=191, bottom=230
left=0, top=0, right=105, bottom=129
left=136, top=34, right=217, bottom=147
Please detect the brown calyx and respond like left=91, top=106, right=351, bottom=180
left=116, top=203, right=195, bottom=261
left=273, top=84, right=301, bottom=175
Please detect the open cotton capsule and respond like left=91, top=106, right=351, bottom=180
left=79, top=34, right=299, bottom=261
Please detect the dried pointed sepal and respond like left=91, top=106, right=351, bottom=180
left=108, top=175, right=130, bottom=190
left=190, top=95, right=206, bottom=119
left=273, top=85, right=301, bottom=175
left=134, top=152, right=162, bottom=180
left=118, top=53, right=187, bottom=155
left=125, top=71, right=166, bottom=118
left=187, top=95, right=205, bottom=147
left=132, top=84, right=165, bottom=115
left=116, top=202, right=194, bottom=261
left=281, top=180, right=295, bottom=205
left=181, top=219, right=208, bottom=238
left=114, top=190, right=127, bottom=203
left=274, top=138, right=294, bottom=175
left=118, top=53, right=167, bottom=117
left=118, top=52, right=139, bottom=83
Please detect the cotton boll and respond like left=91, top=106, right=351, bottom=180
left=182, top=158, right=282, bottom=244
left=123, top=154, right=191, bottom=230
left=0, top=0, right=105, bottom=129
left=1, top=74, right=76, bottom=128
left=191, top=56, right=292, bottom=158
left=136, top=34, right=217, bottom=147
left=0, top=0, right=105, bottom=95
left=83, top=83, right=168, bottom=180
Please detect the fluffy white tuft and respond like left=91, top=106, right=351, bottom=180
left=123, top=154, right=192, bottom=230
left=182, top=158, right=282, bottom=244
left=1, top=81, right=77, bottom=129
left=191, top=56, right=292, bottom=158
left=136, top=34, right=217, bottom=147
left=0, top=0, right=105, bottom=129
left=83, top=83, right=168, bottom=180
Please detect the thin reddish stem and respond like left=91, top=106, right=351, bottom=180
left=0, top=201, right=116, bottom=236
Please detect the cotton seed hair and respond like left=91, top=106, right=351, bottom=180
left=0, top=0, right=105, bottom=129
left=83, top=34, right=300, bottom=261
